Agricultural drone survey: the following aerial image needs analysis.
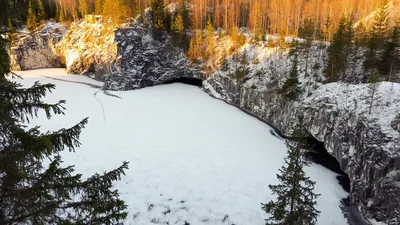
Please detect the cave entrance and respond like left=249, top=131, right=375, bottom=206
left=164, top=77, right=203, bottom=87
left=303, top=137, right=351, bottom=193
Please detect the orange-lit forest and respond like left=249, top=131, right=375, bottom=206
left=13, top=0, right=400, bottom=39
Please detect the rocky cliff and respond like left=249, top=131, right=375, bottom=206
left=10, top=22, right=67, bottom=71
left=104, top=24, right=203, bottom=90
left=57, top=16, right=117, bottom=80
left=10, top=17, right=118, bottom=80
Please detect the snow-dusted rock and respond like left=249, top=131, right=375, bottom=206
left=10, top=22, right=67, bottom=70
left=56, top=16, right=118, bottom=80
left=104, top=24, right=203, bottom=90
left=10, top=17, right=118, bottom=80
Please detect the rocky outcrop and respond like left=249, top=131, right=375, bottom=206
left=57, top=16, right=118, bottom=80
left=104, top=24, right=203, bottom=90
left=10, top=17, right=118, bottom=80
left=10, top=23, right=67, bottom=70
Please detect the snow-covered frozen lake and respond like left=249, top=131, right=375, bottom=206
left=16, top=69, right=349, bottom=225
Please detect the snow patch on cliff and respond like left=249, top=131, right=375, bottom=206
left=306, top=82, right=400, bottom=154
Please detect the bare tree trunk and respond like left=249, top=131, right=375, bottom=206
left=369, top=83, right=376, bottom=114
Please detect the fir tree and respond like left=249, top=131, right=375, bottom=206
left=354, top=23, right=368, bottom=46
left=262, top=118, right=320, bottom=225
left=325, top=14, right=353, bottom=82
left=220, top=50, right=230, bottom=72
left=379, top=25, right=399, bottom=80
left=187, top=35, right=196, bottom=62
left=163, top=12, right=172, bottom=32
left=171, top=15, right=185, bottom=33
left=171, top=14, right=185, bottom=46
left=178, top=0, right=190, bottom=30
left=151, top=0, right=165, bottom=30
left=27, top=1, right=37, bottom=32
left=195, top=30, right=204, bottom=59
left=0, top=11, right=129, bottom=225
left=279, top=52, right=300, bottom=100
left=364, top=3, right=389, bottom=77
left=56, top=6, right=65, bottom=22
left=37, top=0, right=46, bottom=23
left=206, top=17, right=215, bottom=56
left=298, top=19, right=319, bottom=41
left=235, top=49, right=250, bottom=80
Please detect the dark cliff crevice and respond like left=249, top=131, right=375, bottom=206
left=303, top=137, right=351, bottom=193
left=164, top=77, right=203, bottom=87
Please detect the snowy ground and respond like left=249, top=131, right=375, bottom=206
left=15, top=68, right=349, bottom=225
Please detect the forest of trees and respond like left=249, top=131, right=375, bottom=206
left=3, top=0, right=399, bottom=102
left=3, top=0, right=399, bottom=39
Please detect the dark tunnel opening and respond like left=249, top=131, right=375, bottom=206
left=164, top=77, right=203, bottom=87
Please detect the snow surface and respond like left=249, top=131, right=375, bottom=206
left=15, top=68, right=349, bottom=225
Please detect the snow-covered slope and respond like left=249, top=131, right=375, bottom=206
left=15, top=68, right=348, bottom=225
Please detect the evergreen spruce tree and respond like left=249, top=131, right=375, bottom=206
left=235, top=49, right=250, bottom=80
left=279, top=52, right=300, bottom=100
left=27, top=1, right=37, bottom=32
left=206, top=17, right=216, bottom=57
left=56, top=6, right=65, bottom=22
left=179, top=0, right=190, bottom=30
left=195, top=30, right=204, bottom=59
left=151, top=0, right=166, bottom=30
left=220, top=50, right=230, bottom=72
left=298, top=19, right=317, bottom=80
left=262, top=117, right=320, bottom=225
left=354, top=23, right=368, bottom=46
left=0, top=9, right=129, bottom=224
left=364, top=3, right=389, bottom=77
left=298, top=19, right=318, bottom=41
left=171, top=14, right=185, bottom=46
left=186, top=32, right=198, bottom=62
left=171, top=15, right=185, bottom=34
left=37, top=0, right=46, bottom=23
left=379, top=25, right=399, bottom=80
left=325, top=14, right=353, bottom=82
